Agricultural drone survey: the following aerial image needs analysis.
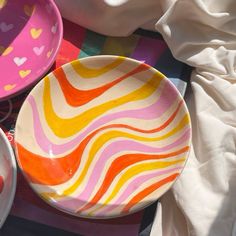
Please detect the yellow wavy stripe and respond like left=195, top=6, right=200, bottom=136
left=41, top=114, right=189, bottom=200
left=71, top=57, right=125, bottom=78
left=88, top=159, right=184, bottom=215
left=43, top=72, right=164, bottom=138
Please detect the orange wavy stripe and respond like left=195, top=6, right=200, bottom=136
left=53, top=64, right=149, bottom=107
left=122, top=173, right=179, bottom=213
left=78, top=148, right=188, bottom=212
left=16, top=143, right=84, bottom=185
left=16, top=101, right=182, bottom=186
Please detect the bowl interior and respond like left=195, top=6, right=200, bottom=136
left=0, top=0, right=62, bottom=100
left=0, top=129, right=16, bottom=228
left=15, top=56, right=191, bottom=219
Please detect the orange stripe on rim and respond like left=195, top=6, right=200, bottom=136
left=16, top=143, right=83, bottom=185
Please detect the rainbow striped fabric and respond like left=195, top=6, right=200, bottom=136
left=0, top=19, right=191, bottom=235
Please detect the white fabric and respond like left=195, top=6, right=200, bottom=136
left=55, top=1, right=236, bottom=235
left=154, top=1, right=236, bottom=235
left=54, top=0, right=162, bottom=35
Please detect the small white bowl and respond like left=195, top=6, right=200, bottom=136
left=0, top=128, right=17, bottom=228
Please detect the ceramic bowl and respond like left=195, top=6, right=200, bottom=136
left=0, top=0, right=63, bottom=101
left=15, top=56, right=191, bottom=219
left=0, top=128, right=17, bottom=228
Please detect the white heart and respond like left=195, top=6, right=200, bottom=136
left=33, top=46, right=45, bottom=56
left=0, top=22, right=14, bottom=32
left=13, top=57, right=27, bottom=66
left=51, top=23, right=57, bottom=34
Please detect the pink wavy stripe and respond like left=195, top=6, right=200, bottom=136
left=58, top=129, right=190, bottom=210
left=27, top=81, right=179, bottom=155
left=56, top=167, right=181, bottom=212
left=95, top=167, right=181, bottom=216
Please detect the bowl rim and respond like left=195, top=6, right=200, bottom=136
left=0, top=0, right=64, bottom=102
left=0, top=128, right=17, bottom=228
left=14, top=55, right=192, bottom=219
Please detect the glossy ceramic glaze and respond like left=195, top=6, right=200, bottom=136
left=0, top=128, right=17, bottom=228
left=15, top=56, right=191, bottom=219
left=0, top=0, right=63, bottom=100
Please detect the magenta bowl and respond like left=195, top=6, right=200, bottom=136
left=0, top=0, right=63, bottom=101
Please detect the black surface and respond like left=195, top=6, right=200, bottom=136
left=138, top=201, right=158, bottom=236
left=135, top=29, right=164, bottom=40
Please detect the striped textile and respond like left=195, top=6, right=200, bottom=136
left=0, top=19, right=191, bottom=236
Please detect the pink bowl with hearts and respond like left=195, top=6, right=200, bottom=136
left=0, top=0, right=63, bottom=101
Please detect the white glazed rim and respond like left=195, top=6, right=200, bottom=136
left=0, top=128, right=17, bottom=228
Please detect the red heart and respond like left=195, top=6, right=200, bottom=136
left=0, top=175, right=4, bottom=193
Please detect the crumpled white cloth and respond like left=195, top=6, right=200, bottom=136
left=54, top=0, right=162, bottom=35
left=153, top=1, right=236, bottom=235
left=55, top=1, right=236, bottom=235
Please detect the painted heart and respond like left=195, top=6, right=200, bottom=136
left=0, top=0, right=6, bottom=9
left=30, top=28, right=42, bottom=39
left=14, top=57, right=27, bottom=66
left=4, top=84, right=16, bottom=91
left=47, top=49, right=53, bottom=58
left=51, top=23, right=57, bottom=34
left=33, top=46, right=45, bottom=55
left=0, top=22, right=14, bottom=32
left=0, top=46, right=13, bottom=56
left=24, top=4, right=35, bottom=16
left=19, top=70, right=31, bottom=78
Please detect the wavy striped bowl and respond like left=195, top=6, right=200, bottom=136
left=15, top=56, right=191, bottom=219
